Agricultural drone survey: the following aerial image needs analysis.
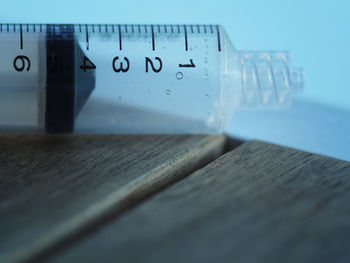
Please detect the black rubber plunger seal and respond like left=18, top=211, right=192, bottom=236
left=45, top=24, right=95, bottom=133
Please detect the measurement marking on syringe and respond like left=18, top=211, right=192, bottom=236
left=52, top=26, right=57, bottom=51
left=19, top=24, right=23, bottom=49
left=184, top=25, right=188, bottom=51
left=151, top=25, right=155, bottom=51
left=216, top=25, right=221, bottom=52
left=85, top=25, right=89, bottom=50
left=118, top=25, right=122, bottom=50
left=2, top=24, right=224, bottom=54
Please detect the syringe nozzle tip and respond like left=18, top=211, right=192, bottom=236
left=289, top=67, right=305, bottom=92
left=237, top=50, right=304, bottom=109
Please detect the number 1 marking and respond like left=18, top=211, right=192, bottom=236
left=179, top=59, right=195, bottom=68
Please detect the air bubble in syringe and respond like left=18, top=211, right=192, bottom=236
left=176, top=72, right=183, bottom=80
left=165, top=90, right=171, bottom=95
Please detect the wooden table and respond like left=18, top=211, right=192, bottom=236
left=1, top=134, right=349, bottom=263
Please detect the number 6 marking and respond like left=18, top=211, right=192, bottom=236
left=13, top=55, right=31, bottom=72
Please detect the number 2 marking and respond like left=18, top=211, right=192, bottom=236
left=145, top=57, right=162, bottom=73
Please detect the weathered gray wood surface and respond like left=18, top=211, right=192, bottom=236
left=0, top=134, right=226, bottom=263
left=47, top=140, right=350, bottom=263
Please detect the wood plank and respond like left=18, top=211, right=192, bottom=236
left=47, top=140, right=350, bottom=263
left=0, top=134, right=226, bottom=263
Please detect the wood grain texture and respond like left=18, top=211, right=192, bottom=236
left=47, top=140, right=350, bottom=263
left=0, top=134, right=226, bottom=263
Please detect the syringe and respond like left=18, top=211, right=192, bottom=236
left=0, top=24, right=304, bottom=133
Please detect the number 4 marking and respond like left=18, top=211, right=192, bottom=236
left=80, top=56, right=96, bottom=72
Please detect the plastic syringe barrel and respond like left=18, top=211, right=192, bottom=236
left=0, top=24, right=304, bottom=134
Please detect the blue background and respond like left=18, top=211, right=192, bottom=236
left=1, top=0, right=349, bottom=160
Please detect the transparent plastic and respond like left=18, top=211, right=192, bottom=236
left=0, top=24, right=304, bottom=133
